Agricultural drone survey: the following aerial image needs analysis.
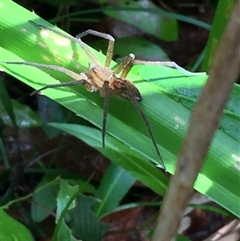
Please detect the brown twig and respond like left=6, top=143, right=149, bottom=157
left=152, top=1, right=240, bottom=240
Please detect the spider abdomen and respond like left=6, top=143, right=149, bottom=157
left=113, top=78, right=143, bottom=102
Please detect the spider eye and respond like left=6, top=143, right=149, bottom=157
left=113, top=80, right=126, bottom=89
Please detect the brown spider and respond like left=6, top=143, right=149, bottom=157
left=1, top=21, right=205, bottom=172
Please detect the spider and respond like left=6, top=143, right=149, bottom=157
left=1, top=21, right=205, bottom=172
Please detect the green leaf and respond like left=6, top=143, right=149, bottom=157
left=31, top=174, right=59, bottom=222
left=103, top=0, right=178, bottom=41
left=202, top=0, right=238, bottom=71
left=0, top=98, right=41, bottom=128
left=94, top=162, right=136, bottom=217
left=0, top=207, right=34, bottom=241
left=68, top=195, right=111, bottom=241
left=56, top=179, right=80, bottom=241
left=56, top=180, right=110, bottom=241
left=49, top=123, right=168, bottom=196
left=0, top=0, right=239, bottom=218
left=92, top=37, right=169, bottom=61
left=138, top=70, right=240, bottom=142
left=36, top=95, right=66, bottom=138
left=0, top=80, right=18, bottom=130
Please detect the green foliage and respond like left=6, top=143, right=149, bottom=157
left=91, top=36, right=169, bottom=61
left=104, top=0, right=179, bottom=41
left=0, top=208, right=34, bottom=241
left=31, top=174, right=60, bottom=222
left=49, top=123, right=169, bottom=195
left=1, top=0, right=240, bottom=215
left=0, top=0, right=240, bottom=240
left=55, top=179, right=110, bottom=241
left=68, top=195, right=111, bottom=241
left=202, top=0, right=238, bottom=71
left=0, top=98, right=41, bottom=127
left=94, top=163, right=136, bottom=217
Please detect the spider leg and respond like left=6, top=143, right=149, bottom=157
left=1, top=61, right=88, bottom=95
left=29, top=21, right=99, bottom=66
left=129, top=95, right=166, bottom=171
left=114, top=55, right=207, bottom=79
left=133, top=60, right=206, bottom=75
left=2, top=61, right=81, bottom=80
left=31, top=79, right=85, bottom=96
left=100, top=81, right=110, bottom=148
left=76, top=30, right=115, bottom=68
left=114, top=54, right=135, bottom=77
left=106, top=85, right=167, bottom=171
